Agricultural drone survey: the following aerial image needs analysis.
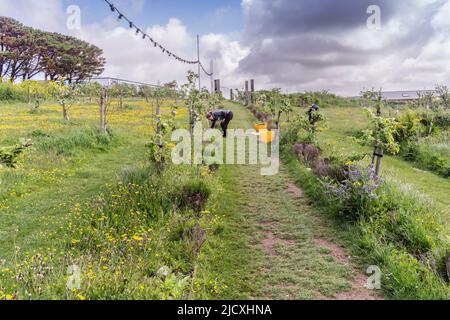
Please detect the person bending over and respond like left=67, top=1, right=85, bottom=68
left=206, top=109, right=234, bottom=138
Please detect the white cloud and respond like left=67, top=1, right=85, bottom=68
left=0, top=0, right=247, bottom=89
left=200, top=33, right=251, bottom=90
left=2, top=0, right=449, bottom=95
left=72, top=18, right=197, bottom=85
left=0, top=0, right=66, bottom=32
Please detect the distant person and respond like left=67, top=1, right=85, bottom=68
left=308, top=104, right=320, bottom=124
left=206, top=109, right=234, bottom=138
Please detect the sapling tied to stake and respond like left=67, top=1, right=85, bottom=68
left=146, top=89, right=178, bottom=173
left=361, top=88, right=386, bottom=116
left=256, top=89, right=293, bottom=129
left=182, top=71, right=204, bottom=133
left=52, top=79, right=80, bottom=122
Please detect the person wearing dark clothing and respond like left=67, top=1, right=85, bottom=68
left=308, top=104, right=320, bottom=124
left=206, top=110, right=234, bottom=137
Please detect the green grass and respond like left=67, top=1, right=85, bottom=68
left=403, top=133, right=450, bottom=178
left=283, top=104, right=450, bottom=299
left=0, top=101, right=157, bottom=263
left=282, top=150, right=450, bottom=299
left=0, top=98, right=228, bottom=300
left=314, top=107, right=450, bottom=213
left=2, top=98, right=447, bottom=300
left=195, top=102, right=379, bottom=300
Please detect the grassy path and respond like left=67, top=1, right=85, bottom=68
left=210, top=103, right=380, bottom=300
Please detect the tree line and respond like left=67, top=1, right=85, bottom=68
left=0, top=16, right=105, bottom=82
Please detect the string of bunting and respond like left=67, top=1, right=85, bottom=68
left=103, top=0, right=199, bottom=65
left=199, top=61, right=213, bottom=77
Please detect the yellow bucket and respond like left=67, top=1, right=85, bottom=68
left=260, top=129, right=274, bottom=144
left=255, top=123, right=268, bottom=132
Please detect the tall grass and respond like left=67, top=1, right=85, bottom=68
left=34, top=128, right=117, bottom=156
left=403, top=133, right=450, bottom=177
left=283, top=145, right=450, bottom=300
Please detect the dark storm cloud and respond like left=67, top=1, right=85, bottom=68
left=237, top=0, right=449, bottom=94
left=244, top=0, right=401, bottom=37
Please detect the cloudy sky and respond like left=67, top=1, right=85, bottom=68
left=1, top=0, right=450, bottom=95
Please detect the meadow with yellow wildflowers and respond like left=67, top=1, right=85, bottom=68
left=0, top=97, right=226, bottom=300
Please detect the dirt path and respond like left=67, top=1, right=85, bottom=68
left=224, top=102, right=381, bottom=300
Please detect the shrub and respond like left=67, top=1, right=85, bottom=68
left=0, top=144, right=28, bottom=168
left=434, top=113, right=450, bottom=129
left=284, top=116, right=316, bottom=145
left=0, top=81, right=27, bottom=101
left=323, top=166, right=381, bottom=220
left=179, top=180, right=211, bottom=212
left=393, top=110, right=421, bottom=145
left=293, top=143, right=320, bottom=163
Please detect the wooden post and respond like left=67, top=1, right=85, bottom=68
left=119, top=85, right=123, bottom=110
left=210, top=60, right=214, bottom=94
left=230, top=89, right=234, bottom=101
left=197, top=35, right=201, bottom=91
left=27, top=82, right=31, bottom=104
left=89, top=79, right=93, bottom=104
left=214, top=79, right=221, bottom=94
left=245, top=81, right=249, bottom=106
left=446, top=253, right=450, bottom=282
left=375, top=147, right=383, bottom=177
left=250, top=79, right=255, bottom=104
left=100, top=88, right=108, bottom=134
left=156, top=90, right=161, bottom=137
left=371, top=144, right=378, bottom=170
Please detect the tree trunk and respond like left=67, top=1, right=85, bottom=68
left=34, top=100, right=40, bottom=112
left=375, top=147, right=383, bottom=177
left=446, top=252, right=450, bottom=282
left=100, top=89, right=108, bottom=134
left=27, top=82, right=31, bottom=104
left=156, top=94, right=161, bottom=141
left=63, top=105, right=70, bottom=121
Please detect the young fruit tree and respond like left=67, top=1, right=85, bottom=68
left=99, top=87, right=111, bottom=134
left=52, top=80, right=79, bottom=121
left=435, top=84, right=449, bottom=109
left=361, top=108, right=401, bottom=176
left=361, top=88, right=386, bottom=116
left=182, top=71, right=206, bottom=133
left=146, top=97, right=178, bottom=173
left=19, top=80, right=52, bottom=112
left=259, top=89, right=293, bottom=129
